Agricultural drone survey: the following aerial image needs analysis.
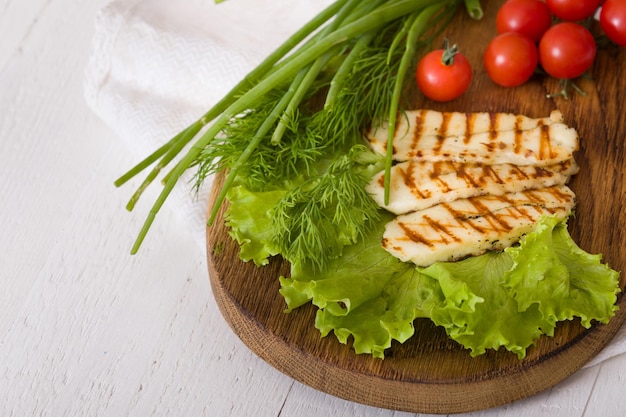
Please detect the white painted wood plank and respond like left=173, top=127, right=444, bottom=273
left=579, top=352, right=626, bottom=417
left=279, top=383, right=416, bottom=417
left=120, top=269, right=295, bottom=417
left=0, top=133, right=292, bottom=417
left=460, top=367, right=599, bottom=417
left=0, top=0, right=113, bottom=338
left=0, top=0, right=293, bottom=415
left=0, top=0, right=52, bottom=71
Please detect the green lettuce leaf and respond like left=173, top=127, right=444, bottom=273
left=504, top=215, right=620, bottom=328
left=225, top=185, right=285, bottom=266
left=280, top=212, right=444, bottom=358
left=282, top=215, right=621, bottom=359
left=420, top=253, right=551, bottom=359
left=226, top=181, right=621, bottom=359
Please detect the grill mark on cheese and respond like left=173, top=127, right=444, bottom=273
left=529, top=186, right=574, bottom=205
left=397, top=214, right=462, bottom=248
left=401, top=161, right=433, bottom=199
left=510, top=165, right=530, bottom=180
left=433, top=112, right=451, bottom=155
left=366, top=110, right=578, bottom=166
left=381, top=186, right=576, bottom=266
left=456, top=165, right=481, bottom=188
left=425, top=214, right=461, bottom=244
left=489, top=112, right=498, bottom=142
left=434, top=175, right=452, bottom=194
left=429, top=161, right=445, bottom=179
left=449, top=198, right=517, bottom=235
left=412, top=110, right=426, bottom=152
left=514, top=115, right=524, bottom=154
left=464, top=113, right=473, bottom=144
left=397, top=221, right=432, bottom=247
left=367, top=159, right=578, bottom=215
left=539, top=121, right=555, bottom=161
left=534, top=166, right=555, bottom=178
left=403, top=188, right=569, bottom=247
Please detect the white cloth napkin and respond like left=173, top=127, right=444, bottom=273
left=85, top=0, right=334, bottom=248
left=84, top=0, right=625, bottom=367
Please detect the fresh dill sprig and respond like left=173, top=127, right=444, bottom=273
left=192, top=86, right=324, bottom=192
left=270, top=145, right=382, bottom=271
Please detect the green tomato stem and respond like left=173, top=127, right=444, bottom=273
left=440, top=39, right=461, bottom=66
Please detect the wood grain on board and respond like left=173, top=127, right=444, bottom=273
left=206, top=0, right=626, bottom=414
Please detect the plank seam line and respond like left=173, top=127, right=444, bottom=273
left=580, top=365, right=602, bottom=417
left=276, top=381, right=296, bottom=417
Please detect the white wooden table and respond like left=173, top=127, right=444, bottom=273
left=1, top=1, right=625, bottom=416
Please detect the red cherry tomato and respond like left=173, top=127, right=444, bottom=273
left=416, top=44, right=472, bottom=102
left=545, top=0, right=601, bottom=21
left=484, top=32, right=538, bottom=87
left=538, top=23, right=596, bottom=79
left=496, top=0, right=552, bottom=42
left=600, top=0, right=626, bottom=46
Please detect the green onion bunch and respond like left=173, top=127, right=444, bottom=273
left=115, top=0, right=483, bottom=254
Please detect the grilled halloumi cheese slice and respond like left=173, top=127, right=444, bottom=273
left=371, top=109, right=564, bottom=142
left=367, top=159, right=579, bottom=214
left=382, top=185, right=576, bottom=266
left=366, top=109, right=578, bottom=166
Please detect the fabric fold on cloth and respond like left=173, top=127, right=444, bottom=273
left=84, top=0, right=333, bottom=248
left=84, top=0, right=625, bottom=367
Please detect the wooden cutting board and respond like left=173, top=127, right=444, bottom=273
left=206, top=0, right=626, bottom=413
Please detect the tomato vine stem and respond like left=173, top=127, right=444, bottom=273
left=546, top=78, right=588, bottom=100
left=440, top=39, right=460, bottom=66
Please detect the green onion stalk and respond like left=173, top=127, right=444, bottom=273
left=116, top=0, right=483, bottom=254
